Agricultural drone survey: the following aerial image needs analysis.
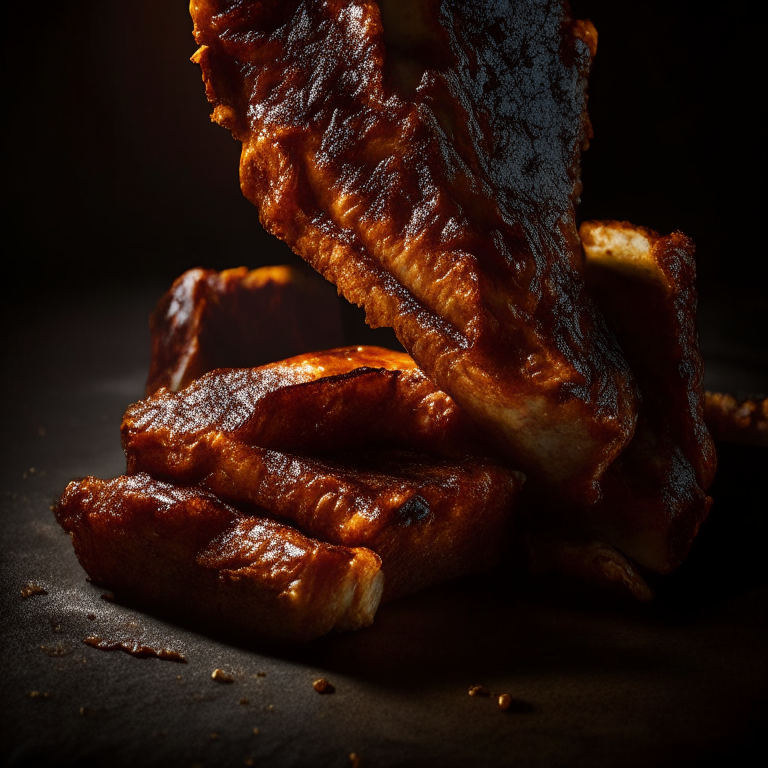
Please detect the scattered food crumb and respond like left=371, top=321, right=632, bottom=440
left=498, top=693, right=512, bottom=710
left=78, top=706, right=98, bottom=717
left=313, top=678, right=335, bottom=694
left=84, top=635, right=187, bottom=663
left=256, top=671, right=266, bottom=678
left=40, top=644, right=69, bottom=657
left=209, top=732, right=219, bottom=740
left=239, top=698, right=250, bottom=706
left=212, top=669, right=234, bottom=683
left=28, top=691, right=51, bottom=700
left=252, top=727, right=260, bottom=735
left=468, top=685, right=490, bottom=697
left=264, top=704, right=274, bottom=712
left=349, top=753, right=361, bottom=767
left=86, top=613, right=96, bottom=621
left=20, top=583, right=48, bottom=599
left=244, top=759, right=255, bottom=766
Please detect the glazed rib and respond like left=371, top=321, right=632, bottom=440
left=56, top=473, right=383, bottom=641
left=189, top=0, right=638, bottom=503
left=580, top=220, right=716, bottom=572
left=146, top=265, right=343, bottom=395
left=123, top=347, right=524, bottom=599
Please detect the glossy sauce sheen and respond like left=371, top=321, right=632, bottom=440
left=122, top=347, right=524, bottom=600
left=57, top=474, right=384, bottom=642
left=190, top=0, right=639, bottom=503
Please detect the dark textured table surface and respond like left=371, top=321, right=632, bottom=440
left=1, top=284, right=766, bottom=768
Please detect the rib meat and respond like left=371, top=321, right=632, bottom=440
left=579, top=220, right=716, bottom=572
left=123, top=346, right=524, bottom=600
left=189, top=0, right=638, bottom=503
left=56, top=473, right=383, bottom=642
left=146, top=265, right=343, bottom=395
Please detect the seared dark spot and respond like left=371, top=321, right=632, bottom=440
left=396, top=495, right=431, bottom=526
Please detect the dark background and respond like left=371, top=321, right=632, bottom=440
left=3, top=0, right=766, bottom=383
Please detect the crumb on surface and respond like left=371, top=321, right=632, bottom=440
left=28, top=691, right=51, bottom=699
left=468, top=685, right=490, bottom=697
left=252, top=727, right=260, bottom=735
left=21, top=583, right=48, bottom=599
left=212, top=669, right=234, bottom=683
left=498, top=693, right=512, bottom=710
left=313, top=678, right=335, bottom=694
left=240, top=697, right=250, bottom=705
left=40, top=644, right=68, bottom=657
left=350, top=753, right=361, bottom=767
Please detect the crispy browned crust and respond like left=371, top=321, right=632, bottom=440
left=123, top=346, right=524, bottom=600
left=703, top=391, right=768, bottom=447
left=55, top=474, right=384, bottom=642
left=188, top=0, right=639, bottom=504
left=146, top=265, right=343, bottom=395
left=580, top=220, right=716, bottom=573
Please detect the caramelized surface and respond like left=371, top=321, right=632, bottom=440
left=189, top=0, right=639, bottom=503
left=581, top=220, right=716, bottom=572
left=55, top=474, right=383, bottom=642
left=146, top=265, right=343, bottom=395
left=123, top=347, right=523, bottom=599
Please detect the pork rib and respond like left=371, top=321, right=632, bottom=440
left=189, top=0, right=638, bottom=503
left=122, top=346, right=524, bottom=600
left=56, top=473, right=383, bottom=642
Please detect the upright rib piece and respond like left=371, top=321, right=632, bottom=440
left=580, top=220, right=716, bottom=572
left=189, top=0, right=638, bottom=503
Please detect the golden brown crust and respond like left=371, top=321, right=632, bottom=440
left=55, top=474, right=384, bottom=642
left=123, top=346, right=524, bottom=600
left=703, top=391, right=768, bottom=447
left=146, top=265, right=343, bottom=396
left=189, top=0, right=639, bottom=504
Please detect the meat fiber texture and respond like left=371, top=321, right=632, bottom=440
left=56, top=473, right=384, bottom=642
left=190, top=0, right=639, bottom=505
left=123, top=347, right=524, bottom=603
